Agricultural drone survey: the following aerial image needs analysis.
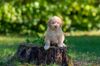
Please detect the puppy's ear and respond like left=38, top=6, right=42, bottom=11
left=47, top=19, right=52, bottom=28
left=60, top=19, right=63, bottom=27
left=57, top=16, right=63, bottom=27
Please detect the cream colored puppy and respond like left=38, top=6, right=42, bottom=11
left=44, top=16, right=66, bottom=50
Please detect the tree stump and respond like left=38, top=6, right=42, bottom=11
left=15, top=43, right=69, bottom=66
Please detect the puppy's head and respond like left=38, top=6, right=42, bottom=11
left=48, top=16, right=63, bottom=30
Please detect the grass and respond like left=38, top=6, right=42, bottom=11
left=0, top=35, right=100, bottom=66
left=66, top=36, right=100, bottom=66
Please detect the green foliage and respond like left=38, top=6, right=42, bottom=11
left=0, top=0, right=100, bottom=36
left=26, top=37, right=44, bottom=46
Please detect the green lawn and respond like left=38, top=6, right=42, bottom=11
left=66, top=36, right=100, bottom=66
left=0, top=36, right=100, bottom=66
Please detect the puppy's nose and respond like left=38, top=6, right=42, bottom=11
left=54, top=26, right=57, bottom=28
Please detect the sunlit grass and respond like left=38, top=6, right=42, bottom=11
left=0, top=36, right=25, bottom=44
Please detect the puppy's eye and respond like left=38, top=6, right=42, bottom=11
left=51, top=22, right=55, bottom=24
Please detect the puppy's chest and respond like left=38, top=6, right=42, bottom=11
left=49, top=31, right=60, bottom=41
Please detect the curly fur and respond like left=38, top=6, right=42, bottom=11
left=44, top=16, right=66, bottom=50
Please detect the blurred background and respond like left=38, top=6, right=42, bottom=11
left=0, top=0, right=99, bottom=36
left=0, top=0, right=100, bottom=66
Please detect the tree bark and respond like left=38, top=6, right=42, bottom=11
left=15, top=43, right=68, bottom=66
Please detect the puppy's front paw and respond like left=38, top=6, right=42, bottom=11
left=58, top=43, right=66, bottom=47
left=58, top=44, right=63, bottom=47
left=44, top=45, right=50, bottom=50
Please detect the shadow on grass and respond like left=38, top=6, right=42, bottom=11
left=65, top=36, right=100, bottom=64
left=0, top=43, right=18, bottom=59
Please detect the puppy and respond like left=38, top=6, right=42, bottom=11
left=44, top=16, right=66, bottom=50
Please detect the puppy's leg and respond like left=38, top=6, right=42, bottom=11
left=58, top=35, right=66, bottom=47
left=44, top=40, right=50, bottom=50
